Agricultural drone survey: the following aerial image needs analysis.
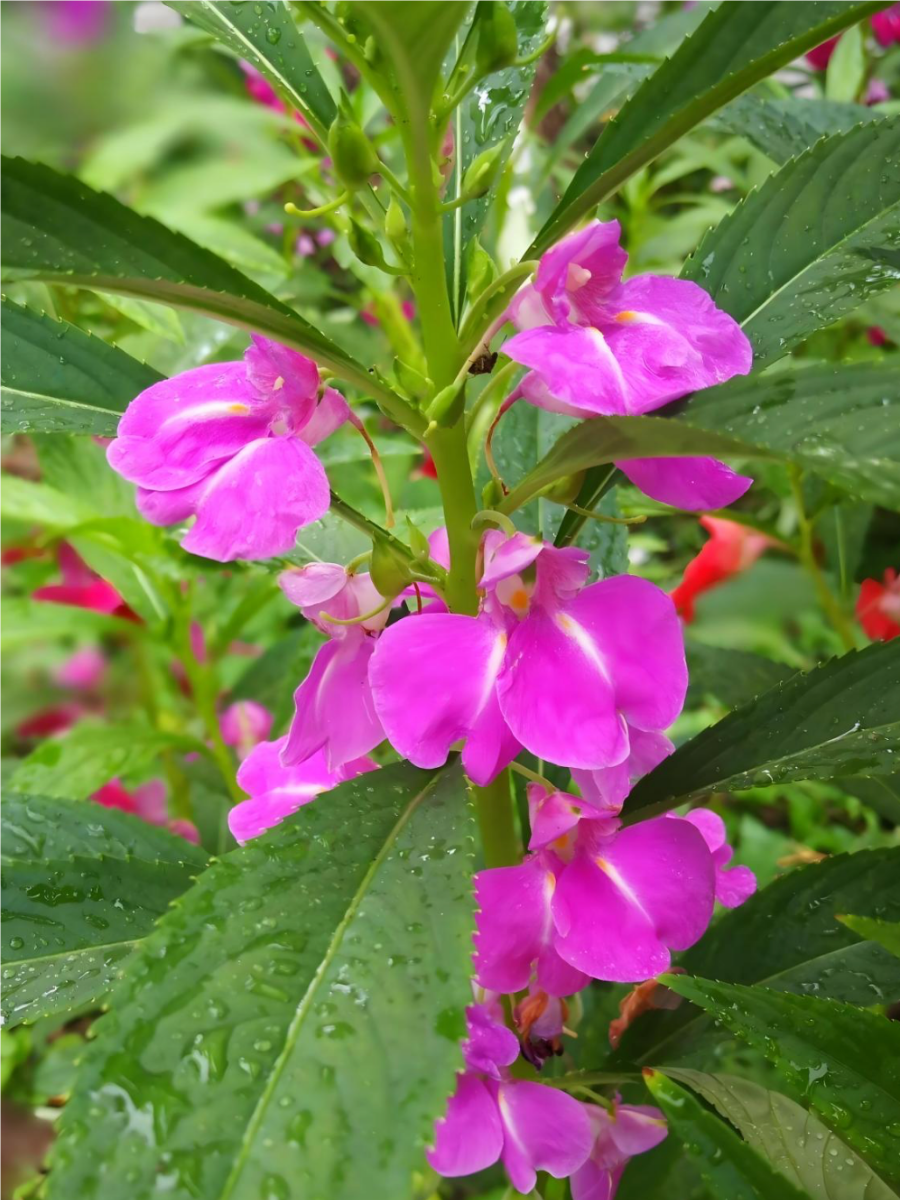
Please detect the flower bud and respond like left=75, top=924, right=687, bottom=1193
left=461, top=142, right=506, bottom=201
left=393, top=357, right=431, bottom=402
left=466, top=236, right=497, bottom=300
left=370, top=534, right=415, bottom=598
left=385, top=196, right=410, bottom=257
left=545, top=471, right=586, bottom=506
left=474, top=2, right=519, bottom=74
left=348, top=219, right=393, bottom=272
left=406, top=518, right=431, bottom=562
left=328, top=115, right=380, bottom=190
left=425, top=380, right=466, bottom=428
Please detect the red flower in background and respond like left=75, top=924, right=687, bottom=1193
left=93, top=779, right=200, bottom=843
left=806, top=35, right=840, bottom=70
left=671, top=516, right=773, bottom=622
left=33, top=543, right=139, bottom=621
left=873, top=3, right=900, bottom=46
left=856, top=569, right=900, bottom=641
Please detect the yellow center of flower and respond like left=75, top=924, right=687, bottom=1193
left=615, top=310, right=638, bottom=322
left=227, top=403, right=251, bottom=414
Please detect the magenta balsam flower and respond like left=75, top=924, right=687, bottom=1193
left=502, top=219, right=754, bottom=511
left=229, top=735, right=378, bottom=842
left=571, top=727, right=674, bottom=816
left=571, top=1100, right=667, bottom=1200
left=370, top=533, right=686, bottom=784
left=681, top=808, right=757, bottom=908
left=107, top=336, right=349, bottom=562
left=219, top=699, right=274, bottom=760
left=427, top=1003, right=593, bottom=1193
left=280, top=563, right=388, bottom=771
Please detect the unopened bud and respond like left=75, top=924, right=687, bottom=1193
left=425, top=379, right=466, bottom=428
left=348, top=219, right=393, bottom=272
left=328, top=115, right=380, bottom=190
left=385, top=196, right=409, bottom=257
left=370, top=535, right=415, bottom=598
left=406, top=518, right=431, bottom=561
left=466, top=237, right=497, bottom=300
left=461, top=142, right=506, bottom=201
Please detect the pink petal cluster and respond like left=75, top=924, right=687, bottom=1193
left=92, top=778, right=199, bottom=844
left=502, top=220, right=754, bottom=511
left=107, top=337, right=349, bottom=562
left=219, top=699, right=273, bottom=760
left=370, top=532, right=687, bottom=784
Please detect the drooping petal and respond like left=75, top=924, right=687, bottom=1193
left=682, top=810, right=756, bottom=908
left=463, top=1003, right=521, bottom=1079
left=369, top=611, right=517, bottom=785
left=281, top=633, right=384, bottom=772
left=135, top=477, right=209, bottom=526
left=278, top=563, right=350, bottom=613
left=474, top=858, right=555, bottom=994
left=427, top=1074, right=504, bottom=1179
left=527, top=782, right=612, bottom=850
left=616, top=455, right=752, bottom=511
left=563, top=576, right=687, bottom=735
left=552, top=818, right=715, bottom=982
left=504, top=325, right=631, bottom=416
left=297, top=386, right=351, bottom=446
left=601, top=1104, right=667, bottom=1162
left=572, top=729, right=674, bottom=814
left=181, top=436, right=331, bottom=561
left=496, top=1079, right=594, bottom=1194
left=244, top=334, right=319, bottom=424
left=569, top=1157, right=616, bottom=1200
left=497, top=606, right=628, bottom=770
left=108, top=363, right=271, bottom=490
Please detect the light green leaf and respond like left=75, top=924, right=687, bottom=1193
left=9, top=723, right=207, bottom=801
left=625, top=641, right=900, bottom=819
left=644, top=1069, right=809, bottom=1200
left=0, top=299, right=162, bottom=435
left=531, top=1, right=883, bottom=254
left=95, top=291, right=185, bottom=343
left=682, top=122, right=900, bottom=364
left=666, top=1069, right=900, bottom=1200
left=837, top=915, right=900, bottom=959
left=47, top=763, right=476, bottom=1200
left=168, top=0, right=336, bottom=144
left=826, top=22, right=866, bottom=101
left=663, top=977, right=900, bottom=1184
left=0, top=598, right=140, bottom=649
left=0, top=474, right=96, bottom=530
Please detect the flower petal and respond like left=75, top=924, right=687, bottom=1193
left=244, top=334, right=319, bottom=423
left=616, top=455, right=752, bottom=511
left=474, top=858, right=555, bottom=994
left=182, top=436, right=330, bottom=561
left=532, top=219, right=626, bottom=326
left=498, top=1080, right=594, bottom=1193
left=504, top=325, right=631, bottom=416
left=427, top=1074, right=503, bottom=1179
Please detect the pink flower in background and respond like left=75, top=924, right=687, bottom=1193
left=92, top=778, right=199, bottom=844
left=53, top=646, right=107, bottom=690
left=370, top=533, right=686, bottom=783
left=34, top=543, right=135, bottom=618
left=502, top=219, right=754, bottom=511
left=108, top=337, right=349, bottom=562
left=681, top=809, right=757, bottom=908
left=806, top=35, right=840, bottom=69
left=856, top=568, right=900, bottom=641
left=872, top=4, right=900, bottom=46
left=229, top=735, right=378, bottom=842
left=219, top=699, right=273, bottom=759
left=16, top=703, right=86, bottom=740
left=280, top=564, right=388, bottom=771
left=571, top=1101, right=667, bottom=1200
left=41, top=0, right=111, bottom=44
left=670, top=515, right=773, bottom=622
left=427, top=1004, right=593, bottom=1193
left=865, top=78, right=891, bottom=105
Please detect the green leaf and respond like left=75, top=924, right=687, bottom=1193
left=1, top=792, right=207, bottom=870
left=682, top=122, right=900, bottom=365
left=686, top=643, right=796, bottom=710
left=666, top=1069, right=900, bottom=1200
left=0, top=597, right=140, bottom=649
left=48, top=763, right=476, bottom=1200
left=644, top=1069, right=809, bottom=1200
left=445, top=1, right=549, bottom=319
left=713, top=94, right=883, bottom=164
left=838, top=915, right=900, bottom=959
left=9, top=723, right=207, bottom=801
left=499, top=362, right=900, bottom=515
left=662, top=977, right=900, bottom=1184
left=531, top=1, right=883, bottom=255
left=168, top=1, right=336, bottom=144
left=826, top=22, right=866, bottom=102
left=2, top=855, right=198, bottom=1028
left=96, top=291, right=185, bottom=344
left=840, top=773, right=900, bottom=825
left=616, top=848, right=900, bottom=1065
left=0, top=157, right=391, bottom=402
left=0, top=299, right=162, bottom=435
left=624, top=642, right=900, bottom=820
left=0, top=474, right=97, bottom=530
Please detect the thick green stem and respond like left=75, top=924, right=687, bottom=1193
left=472, top=768, right=521, bottom=869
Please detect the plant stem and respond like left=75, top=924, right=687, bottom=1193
left=473, top=768, right=521, bottom=868
left=789, top=465, right=855, bottom=651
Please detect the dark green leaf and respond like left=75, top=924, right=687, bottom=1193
left=0, top=157, right=390, bottom=401
left=644, top=1069, right=809, bottom=1200
left=839, top=773, right=900, bottom=824
left=0, top=300, right=161, bottom=435
left=617, top=848, right=900, bottom=1066
left=666, top=1069, right=900, bottom=1200
left=838, top=916, right=900, bottom=959
left=531, top=1, right=882, bottom=254
left=624, top=642, right=900, bottom=819
left=715, top=94, right=884, bottom=164
left=682, top=122, right=900, bottom=364
left=686, top=643, right=796, bottom=710
left=499, top=362, right=900, bottom=514
left=168, top=0, right=336, bottom=143
left=9, top=724, right=207, bottom=801
left=48, top=763, right=476, bottom=1200
left=663, top=977, right=900, bottom=1184
left=2, top=855, right=196, bottom=1027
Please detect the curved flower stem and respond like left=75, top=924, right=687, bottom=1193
left=285, top=191, right=350, bottom=219
left=788, top=465, right=855, bottom=651
left=509, top=759, right=555, bottom=792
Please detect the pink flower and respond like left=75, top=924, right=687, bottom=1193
left=53, top=646, right=107, bottom=690
left=856, top=568, right=900, bottom=641
left=92, top=778, right=200, bottom=843
left=670, top=515, right=773, bottom=622
left=108, top=337, right=349, bottom=562
left=806, top=35, right=840, bottom=69
left=219, top=699, right=273, bottom=759
left=34, top=543, right=135, bottom=618
left=873, top=4, right=900, bottom=46
left=41, top=1, right=111, bottom=44
left=502, top=220, right=753, bottom=511
left=681, top=809, right=756, bottom=908
left=475, top=814, right=716, bottom=989
left=229, top=735, right=378, bottom=842
left=370, top=533, right=687, bottom=784
left=280, top=564, right=388, bottom=771
left=571, top=1100, right=667, bottom=1200
left=865, top=78, right=891, bottom=104
left=427, top=1005, right=593, bottom=1193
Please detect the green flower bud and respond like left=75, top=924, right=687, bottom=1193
left=466, top=236, right=497, bottom=301
left=482, top=477, right=505, bottom=508
left=328, top=115, right=379, bottom=190
left=385, top=196, right=410, bottom=257
left=475, top=2, right=518, bottom=74
left=406, top=518, right=431, bottom=562
left=425, top=380, right=466, bottom=428
left=393, top=357, right=431, bottom=402
left=461, top=142, right=506, bottom=201
left=370, top=534, right=415, bottom=598
left=348, top=219, right=393, bottom=272
left=545, top=471, right=586, bottom=506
